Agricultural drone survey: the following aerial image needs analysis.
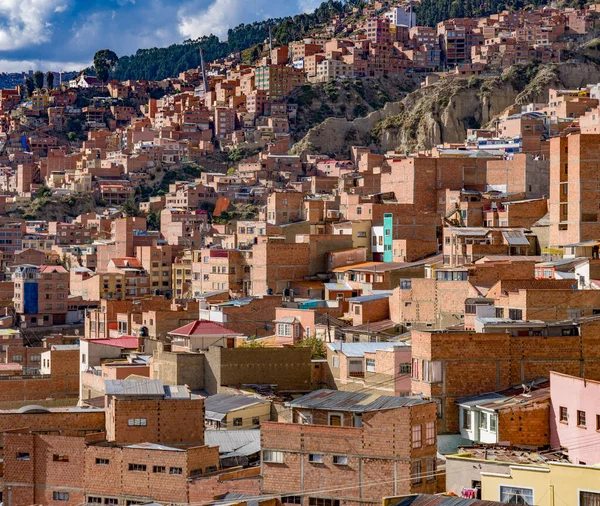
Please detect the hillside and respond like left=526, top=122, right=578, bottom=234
left=414, top=0, right=550, bottom=27
left=292, top=62, right=600, bottom=157
left=288, top=74, right=422, bottom=140
left=113, top=1, right=358, bottom=81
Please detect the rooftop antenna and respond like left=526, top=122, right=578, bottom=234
left=199, top=47, right=208, bottom=96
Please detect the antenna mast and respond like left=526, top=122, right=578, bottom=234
left=199, top=47, right=208, bottom=96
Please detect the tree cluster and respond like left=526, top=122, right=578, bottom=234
left=415, top=0, right=547, bottom=27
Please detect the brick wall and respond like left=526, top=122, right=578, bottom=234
left=498, top=399, right=550, bottom=447
left=261, top=403, right=438, bottom=505
left=411, top=322, right=600, bottom=432
left=106, top=397, right=205, bottom=444
left=204, top=346, right=313, bottom=394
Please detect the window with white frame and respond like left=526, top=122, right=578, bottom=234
left=333, top=455, right=348, bottom=465
left=490, top=414, right=497, bottom=433
left=328, top=413, right=343, bottom=426
left=332, top=356, right=339, bottom=368
left=580, top=491, right=600, bottom=506
left=308, top=454, right=323, bottom=463
left=479, top=412, right=488, bottom=431
left=299, top=412, right=313, bottom=424
left=499, top=486, right=533, bottom=504
left=278, top=323, right=292, bottom=337
left=263, top=450, right=284, bottom=463
left=366, top=358, right=376, bottom=372
left=127, top=418, right=147, bottom=427
left=462, top=408, right=472, bottom=430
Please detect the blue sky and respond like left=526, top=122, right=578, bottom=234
left=0, top=0, right=322, bottom=72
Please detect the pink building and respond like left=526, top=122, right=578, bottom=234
left=550, top=371, right=600, bottom=465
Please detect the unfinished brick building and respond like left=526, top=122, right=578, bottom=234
left=261, top=389, right=438, bottom=506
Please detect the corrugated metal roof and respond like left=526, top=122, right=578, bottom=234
left=125, top=443, right=185, bottom=452
left=205, top=429, right=261, bottom=455
left=391, top=495, right=510, bottom=506
left=287, top=389, right=428, bottom=412
left=51, top=345, right=80, bottom=351
left=327, top=342, right=398, bottom=358
left=204, top=393, right=269, bottom=415
left=105, top=379, right=165, bottom=397
left=347, top=293, right=390, bottom=303
left=501, top=230, right=530, bottom=246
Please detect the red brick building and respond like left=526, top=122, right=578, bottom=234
left=261, top=389, right=438, bottom=506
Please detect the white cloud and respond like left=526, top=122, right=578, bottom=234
left=0, top=0, right=68, bottom=50
left=297, top=0, right=321, bottom=14
left=54, top=4, right=67, bottom=13
left=0, top=58, right=87, bottom=72
left=177, top=0, right=301, bottom=40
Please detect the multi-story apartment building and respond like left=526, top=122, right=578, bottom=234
left=549, top=133, right=600, bottom=247
left=261, top=389, right=438, bottom=506
left=254, top=64, right=305, bottom=100
left=13, top=264, right=69, bottom=327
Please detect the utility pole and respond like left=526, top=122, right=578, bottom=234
left=268, top=25, right=273, bottom=61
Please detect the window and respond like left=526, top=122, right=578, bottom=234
left=88, top=497, right=102, bottom=504
left=462, top=408, right=472, bottom=430
left=333, top=455, right=348, bottom=465
left=282, top=497, right=302, bottom=504
left=308, top=454, right=323, bottom=463
left=580, top=491, right=600, bottom=506
left=96, top=458, right=109, bottom=465
left=16, top=452, right=30, bottom=460
left=411, top=358, right=419, bottom=379
left=426, top=457, right=437, bottom=482
left=508, top=308, right=522, bottom=320
left=329, top=413, right=343, bottom=426
left=127, top=418, right=147, bottom=426
left=263, top=450, right=284, bottom=463
left=366, top=358, right=376, bottom=372
left=332, top=356, right=339, bottom=368
left=53, top=492, right=70, bottom=501
left=252, top=416, right=260, bottom=425
left=399, top=363, right=411, bottom=375
left=169, top=467, right=183, bottom=474
left=578, top=410, right=587, bottom=427
left=425, top=422, right=435, bottom=445
left=490, top=414, right=497, bottom=433
left=104, top=499, right=118, bottom=505
left=128, top=464, right=147, bottom=472
left=53, top=454, right=69, bottom=462
left=233, top=418, right=243, bottom=427
left=411, top=460, right=422, bottom=485
left=12, top=354, right=22, bottom=362
left=412, top=424, right=422, bottom=448
left=480, top=411, right=490, bottom=430
left=354, top=305, right=361, bottom=315
left=308, top=499, right=339, bottom=506
left=560, top=406, right=568, bottom=423
left=400, top=279, right=412, bottom=290
left=499, top=486, right=533, bottom=504
left=153, top=466, right=166, bottom=473
left=278, top=323, right=292, bottom=337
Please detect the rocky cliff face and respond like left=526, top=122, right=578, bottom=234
left=292, top=62, right=600, bottom=157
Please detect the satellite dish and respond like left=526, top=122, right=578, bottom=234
left=74, top=329, right=80, bottom=335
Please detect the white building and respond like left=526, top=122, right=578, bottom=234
left=384, top=6, right=416, bottom=28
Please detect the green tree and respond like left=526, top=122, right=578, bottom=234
left=295, top=336, right=326, bottom=359
left=94, top=49, right=119, bottom=85
left=122, top=197, right=141, bottom=217
left=25, top=77, right=35, bottom=98
left=46, top=72, right=55, bottom=91
left=33, top=70, right=44, bottom=90
left=146, top=211, right=161, bottom=231
left=36, top=185, right=52, bottom=200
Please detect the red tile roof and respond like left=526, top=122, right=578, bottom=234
left=109, top=257, right=143, bottom=268
left=38, top=265, right=67, bottom=273
left=87, top=336, right=140, bottom=349
left=169, top=320, right=242, bottom=337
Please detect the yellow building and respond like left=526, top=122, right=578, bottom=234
left=482, top=462, right=600, bottom=505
